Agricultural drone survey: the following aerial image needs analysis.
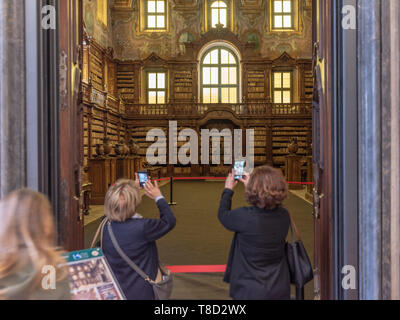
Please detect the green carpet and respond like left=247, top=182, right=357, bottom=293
left=84, top=181, right=314, bottom=300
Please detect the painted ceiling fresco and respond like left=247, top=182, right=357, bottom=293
left=83, top=0, right=313, bottom=61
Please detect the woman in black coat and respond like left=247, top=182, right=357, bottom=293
left=219, top=165, right=291, bottom=300
left=102, top=176, right=176, bottom=300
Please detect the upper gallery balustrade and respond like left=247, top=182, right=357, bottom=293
left=82, top=82, right=311, bottom=118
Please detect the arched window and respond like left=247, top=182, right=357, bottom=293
left=201, top=47, right=239, bottom=104
left=211, top=1, right=227, bottom=28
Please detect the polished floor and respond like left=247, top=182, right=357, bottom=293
left=84, top=180, right=314, bottom=300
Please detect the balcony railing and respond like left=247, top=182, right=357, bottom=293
left=125, top=102, right=312, bottom=117
left=82, top=82, right=126, bottom=114
left=82, top=82, right=312, bottom=118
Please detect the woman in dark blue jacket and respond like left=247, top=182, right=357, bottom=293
left=102, top=176, right=176, bottom=300
left=219, top=165, right=291, bottom=300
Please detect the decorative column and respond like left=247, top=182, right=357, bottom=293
left=358, top=0, right=382, bottom=300
left=0, top=0, right=26, bottom=197
left=358, top=0, right=400, bottom=300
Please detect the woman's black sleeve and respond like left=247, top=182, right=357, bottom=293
left=218, top=189, right=248, bottom=232
left=144, top=199, right=177, bottom=242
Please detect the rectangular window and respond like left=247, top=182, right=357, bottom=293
left=147, top=71, right=167, bottom=104
left=211, top=1, right=228, bottom=28
left=146, top=0, right=167, bottom=29
left=272, top=0, right=293, bottom=30
left=273, top=71, right=292, bottom=103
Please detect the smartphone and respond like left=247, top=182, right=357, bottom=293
left=234, top=160, right=246, bottom=181
left=138, top=171, right=149, bottom=188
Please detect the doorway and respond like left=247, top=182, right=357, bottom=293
left=49, top=0, right=348, bottom=300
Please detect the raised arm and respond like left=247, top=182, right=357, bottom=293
left=143, top=180, right=176, bottom=242
left=218, top=171, right=246, bottom=232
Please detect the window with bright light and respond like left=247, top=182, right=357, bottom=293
left=146, top=0, right=166, bottom=30
left=273, top=71, right=292, bottom=103
left=147, top=71, right=167, bottom=104
left=272, top=0, right=293, bottom=30
left=201, top=47, right=239, bottom=104
left=211, top=1, right=228, bottom=28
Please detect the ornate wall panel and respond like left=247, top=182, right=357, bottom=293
left=84, top=0, right=313, bottom=61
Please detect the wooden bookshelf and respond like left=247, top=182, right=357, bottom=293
left=174, top=70, right=193, bottom=101
left=116, top=64, right=135, bottom=103
left=247, top=70, right=266, bottom=100
left=272, top=126, right=309, bottom=166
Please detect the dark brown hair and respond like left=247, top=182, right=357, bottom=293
left=245, top=165, right=288, bottom=210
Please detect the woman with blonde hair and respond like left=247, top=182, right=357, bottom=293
left=0, top=189, right=71, bottom=300
left=101, top=175, right=176, bottom=300
left=219, top=165, right=291, bottom=300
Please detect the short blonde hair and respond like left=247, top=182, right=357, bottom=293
left=104, top=180, right=141, bottom=222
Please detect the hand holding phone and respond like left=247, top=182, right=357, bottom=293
left=239, top=172, right=250, bottom=187
left=233, top=160, right=246, bottom=181
left=144, top=180, right=162, bottom=200
left=138, top=171, right=149, bottom=188
left=225, top=169, right=238, bottom=191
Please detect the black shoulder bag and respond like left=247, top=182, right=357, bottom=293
left=285, top=213, right=314, bottom=288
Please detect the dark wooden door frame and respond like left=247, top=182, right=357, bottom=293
left=25, top=0, right=84, bottom=251
left=58, top=0, right=84, bottom=251
left=312, top=0, right=360, bottom=300
left=25, top=0, right=61, bottom=234
left=312, top=0, right=334, bottom=300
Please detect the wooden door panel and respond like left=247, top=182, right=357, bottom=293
left=312, top=0, right=333, bottom=300
left=58, top=0, right=84, bottom=251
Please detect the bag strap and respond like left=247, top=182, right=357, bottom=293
left=288, top=223, right=295, bottom=244
left=288, top=211, right=302, bottom=242
left=91, top=218, right=108, bottom=249
left=106, top=221, right=153, bottom=284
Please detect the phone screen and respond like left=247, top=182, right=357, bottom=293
left=234, top=161, right=246, bottom=180
left=138, top=172, right=149, bottom=188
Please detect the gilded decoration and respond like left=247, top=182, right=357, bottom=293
left=84, top=0, right=312, bottom=61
